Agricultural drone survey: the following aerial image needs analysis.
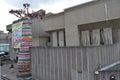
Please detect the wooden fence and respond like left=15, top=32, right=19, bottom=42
left=30, top=44, right=120, bottom=80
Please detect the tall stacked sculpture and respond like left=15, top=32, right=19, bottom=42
left=9, top=3, right=45, bottom=80
left=17, top=18, right=32, bottom=80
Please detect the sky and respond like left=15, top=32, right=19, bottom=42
left=0, top=0, right=92, bottom=33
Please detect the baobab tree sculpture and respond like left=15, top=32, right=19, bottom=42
left=9, top=3, right=45, bottom=80
left=9, top=3, right=45, bottom=19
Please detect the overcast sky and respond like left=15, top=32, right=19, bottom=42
left=0, top=0, right=92, bottom=33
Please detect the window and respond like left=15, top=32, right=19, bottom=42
left=81, top=28, right=113, bottom=46
left=52, top=30, right=65, bottom=47
left=103, top=28, right=113, bottom=45
left=91, top=29, right=100, bottom=46
left=81, top=30, right=90, bottom=46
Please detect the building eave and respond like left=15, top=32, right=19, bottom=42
left=64, top=0, right=97, bottom=11
left=99, top=61, right=120, bottom=71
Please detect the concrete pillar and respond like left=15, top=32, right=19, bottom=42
left=65, top=26, right=80, bottom=46
left=52, top=32, right=58, bottom=47
left=58, top=31, right=65, bottom=47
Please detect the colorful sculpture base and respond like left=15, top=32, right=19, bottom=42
left=17, top=18, right=32, bottom=80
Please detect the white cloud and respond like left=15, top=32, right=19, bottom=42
left=38, top=0, right=92, bottom=13
left=0, top=0, right=18, bottom=33
left=0, top=0, right=92, bottom=33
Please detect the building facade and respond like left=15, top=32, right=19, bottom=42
left=0, top=30, right=8, bottom=44
left=7, top=0, right=120, bottom=79
left=32, top=0, right=120, bottom=47
left=30, top=0, right=120, bottom=80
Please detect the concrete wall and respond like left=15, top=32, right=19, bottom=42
left=32, top=18, right=50, bottom=47
left=32, top=37, right=48, bottom=47
left=30, top=19, right=120, bottom=79
left=31, top=0, right=120, bottom=47
left=32, top=18, right=49, bottom=38
left=65, top=18, right=120, bottom=46
left=64, top=0, right=120, bottom=26
left=30, top=45, right=120, bottom=80
left=43, top=13, right=65, bottom=31
left=29, top=1, right=120, bottom=80
left=64, top=0, right=120, bottom=46
left=32, top=13, right=65, bottom=33
left=65, top=25, right=80, bottom=46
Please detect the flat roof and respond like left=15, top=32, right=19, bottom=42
left=64, top=0, right=97, bottom=11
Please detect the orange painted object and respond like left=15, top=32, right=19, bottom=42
left=22, top=36, right=32, bottom=41
left=20, top=47, right=29, bottom=51
left=18, top=71, right=31, bottom=75
left=18, top=65, right=30, bottom=68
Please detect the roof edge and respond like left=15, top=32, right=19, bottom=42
left=64, top=0, right=97, bottom=11
left=99, top=61, right=120, bottom=71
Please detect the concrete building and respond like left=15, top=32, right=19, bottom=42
left=0, top=30, right=10, bottom=53
left=0, top=30, right=8, bottom=44
left=6, top=18, right=50, bottom=60
left=6, top=24, right=17, bottom=60
left=32, top=0, right=120, bottom=47
left=30, top=0, right=120, bottom=80
left=7, top=0, right=120, bottom=79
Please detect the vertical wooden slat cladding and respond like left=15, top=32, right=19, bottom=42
left=30, top=45, right=120, bottom=80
